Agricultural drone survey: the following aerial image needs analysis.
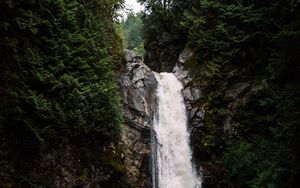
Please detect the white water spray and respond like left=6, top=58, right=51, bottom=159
left=152, top=72, right=201, bottom=188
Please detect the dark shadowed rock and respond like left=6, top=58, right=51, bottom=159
left=189, top=107, right=198, bottom=119
left=224, top=82, right=250, bottom=101
left=144, top=41, right=177, bottom=72
left=178, top=48, right=194, bottom=64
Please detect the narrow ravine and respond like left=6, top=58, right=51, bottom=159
left=152, top=73, right=201, bottom=188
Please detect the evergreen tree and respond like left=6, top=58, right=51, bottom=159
left=122, top=12, right=144, bottom=50
left=141, top=0, right=300, bottom=187
left=0, top=0, right=125, bottom=186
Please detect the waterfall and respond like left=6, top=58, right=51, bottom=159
left=151, top=72, right=201, bottom=188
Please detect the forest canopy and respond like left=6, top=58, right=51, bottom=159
left=121, top=12, right=144, bottom=56
left=0, top=0, right=299, bottom=187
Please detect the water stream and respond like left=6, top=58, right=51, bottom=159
left=151, top=72, right=201, bottom=188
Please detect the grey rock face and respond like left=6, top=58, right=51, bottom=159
left=119, top=125, right=150, bottom=187
left=173, top=63, right=192, bottom=85
left=183, top=86, right=202, bottom=102
left=173, top=48, right=203, bottom=128
left=121, top=49, right=158, bottom=128
left=118, top=49, right=157, bottom=187
left=173, top=48, right=193, bottom=85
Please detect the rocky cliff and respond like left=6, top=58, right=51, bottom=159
left=173, top=48, right=203, bottom=130
left=0, top=50, right=158, bottom=188
left=118, top=48, right=213, bottom=187
left=117, top=50, right=158, bottom=187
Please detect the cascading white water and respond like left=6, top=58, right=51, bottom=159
left=152, top=72, right=201, bottom=188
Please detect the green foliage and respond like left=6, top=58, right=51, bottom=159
left=139, top=0, right=193, bottom=71
left=142, top=0, right=300, bottom=187
left=122, top=12, right=144, bottom=51
left=0, top=0, right=125, bottom=186
left=115, top=23, right=126, bottom=49
left=134, top=42, right=145, bottom=58
left=224, top=141, right=287, bottom=188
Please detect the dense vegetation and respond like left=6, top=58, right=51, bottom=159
left=0, top=0, right=125, bottom=187
left=140, top=0, right=300, bottom=187
left=1, top=0, right=299, bottom=187
left=121, top=12, right=144, bottom=56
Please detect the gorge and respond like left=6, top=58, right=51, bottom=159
left=152, top=72, right=201, bottom=188
left=0, top=0, right=299, bottom=187
left=119, top=49, right=203, bottom=188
